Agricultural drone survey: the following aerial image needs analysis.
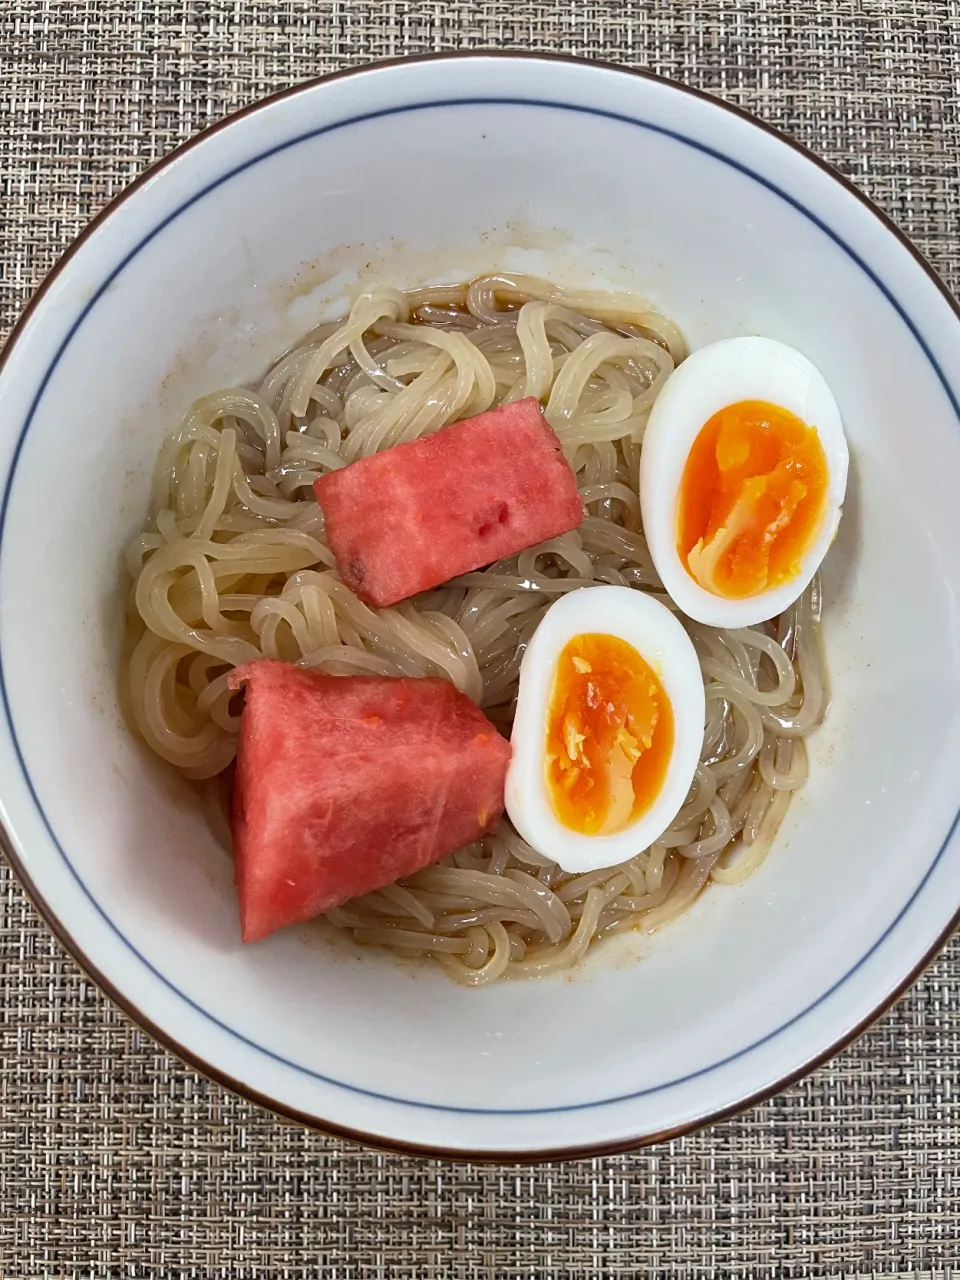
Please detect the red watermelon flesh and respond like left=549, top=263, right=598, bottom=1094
left=227, top=660, right=511, bottom=943
left=313, top=396, right=583, bottom=607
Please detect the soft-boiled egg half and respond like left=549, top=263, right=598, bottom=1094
left=505, top=587, right=704, bottom=874
left=639, top=336, right=848, bottom=627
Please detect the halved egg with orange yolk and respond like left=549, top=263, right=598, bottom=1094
left=505, top=587, right=704, bottom=874
left=639, top=338, right=848, bottom=627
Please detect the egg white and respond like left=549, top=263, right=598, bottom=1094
left=504, top=586, right=705, bottom=874
left=639, top=336, right=848, bottom=628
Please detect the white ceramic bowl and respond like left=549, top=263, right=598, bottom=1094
left=2, top=53, right=960, bottom=1159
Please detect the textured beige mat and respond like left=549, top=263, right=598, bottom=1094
left=2, top=2, right=959, bottom=1276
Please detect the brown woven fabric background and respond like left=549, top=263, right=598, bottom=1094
left=2, top=2, right=960, bottom=1276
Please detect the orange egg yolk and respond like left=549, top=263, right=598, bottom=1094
left=677, top=400, right=829, bottom=599
left=545, top=634, right=674, bottom=836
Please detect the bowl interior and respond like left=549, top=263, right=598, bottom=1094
left=2, top=59, right=960, bottom=1154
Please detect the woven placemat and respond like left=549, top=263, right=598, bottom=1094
left=2, top=3, right=959, bottom=1276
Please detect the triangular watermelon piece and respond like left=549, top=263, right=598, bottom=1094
left=227, top=661, right=511, bottom=942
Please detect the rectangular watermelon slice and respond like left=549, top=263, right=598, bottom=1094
left=227, top=660, right=511, bottom=943
left=313, top=396, right=583, bottom=607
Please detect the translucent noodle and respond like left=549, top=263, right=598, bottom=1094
left=126, top=272, right=829, bottom=984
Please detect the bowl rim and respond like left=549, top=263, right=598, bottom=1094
left=2, top=49, right=959, bottom=1163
